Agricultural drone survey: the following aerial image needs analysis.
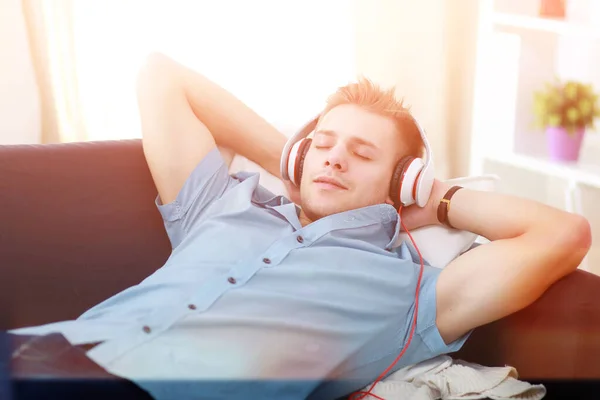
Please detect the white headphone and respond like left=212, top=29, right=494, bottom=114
left=280, top=113, right=435, bottom=208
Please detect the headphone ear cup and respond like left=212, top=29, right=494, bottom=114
left=414, top=161, right=434, bottom=207
left=390, top=156, right=414, bottom=209
left=280, top=115, right=319, bottom=181
left=391, top=156, right=426, bottom=208
left=400, top=158, right=425, bottom=207
left=292, top=138, right=312, bottom=186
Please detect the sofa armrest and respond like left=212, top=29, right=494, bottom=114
left=454, top=268, right=600, bottom=379
left=0, top=139, right=171, bottom=330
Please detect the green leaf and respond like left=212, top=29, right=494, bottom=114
left=565, top=82, right=577, bottom=100
left=549, top=114, right=561, bottom=126
left=580, top=99, right=592, bottom=116
left=533, top=79, right=600, bottom=131
left=567, top=107, right=580, bottom=122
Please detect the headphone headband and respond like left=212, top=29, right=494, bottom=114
left=402, top=112, right=434, bottom=207
left=404, top=112, right=433, bottom=170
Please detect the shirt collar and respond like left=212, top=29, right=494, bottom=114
left=249, top=183, right=303, bottom=230
left=304, top=203, right=400, bottom=250
left=245, top=172, right=400, bottom=250
left=264, top=197, right=400, bottom=250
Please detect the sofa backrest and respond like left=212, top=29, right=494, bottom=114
left=0, top=139, right=171, bottom=329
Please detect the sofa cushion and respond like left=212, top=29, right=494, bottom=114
left=0, top=139, right=171, bottom=329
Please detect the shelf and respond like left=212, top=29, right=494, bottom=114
left=484, top=151, right=600, bottom=189
left=493, top=12, right=600, bottom=39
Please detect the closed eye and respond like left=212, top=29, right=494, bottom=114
left=353, top=149, right=373, bottom=160
left=355, top=153, right=371, bottom=161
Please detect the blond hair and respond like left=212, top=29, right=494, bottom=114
left=319, top=77, right=424, bottom=159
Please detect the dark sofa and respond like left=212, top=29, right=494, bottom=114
left=1, top=139, right=600, bottom=393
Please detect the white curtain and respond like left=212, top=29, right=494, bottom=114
left=69, top=0, right=357, bottom=143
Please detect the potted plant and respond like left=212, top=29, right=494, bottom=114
left=533, top=79, right=600, bottom=162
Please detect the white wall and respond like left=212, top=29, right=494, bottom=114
left=69, top=0, right=356, bottom=142
left=354, top=0, right=450, bottom=178
left=445, top=0, right=480, bottom=178
left=67, top=0, right=357, bottom=195
left=0, top=0, right=482, bottom=180
left=354, top=0, right=479, bottom=179
left=0, top=0, right=41, bottom=144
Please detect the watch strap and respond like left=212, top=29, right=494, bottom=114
left=437, top=185, right=463, bottom=229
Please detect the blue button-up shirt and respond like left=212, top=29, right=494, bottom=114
left=10, top=148, right=472, bottom=400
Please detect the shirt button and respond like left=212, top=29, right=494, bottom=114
left=262, top=258, right=271, bottom=264
left=227, top=276, right=237, bottom=284
left=188, top=304, right=197, bottom=310
left=142, top=325, right=151, bottom=334
left=296, top=236, right=304, bottom=243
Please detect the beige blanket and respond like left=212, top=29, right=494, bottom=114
left=363, top=355, right=546, bottom=400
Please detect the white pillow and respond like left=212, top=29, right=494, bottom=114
left=229, top=155, right=288, bottom=195
left=393, top=174, right=500, bottom=269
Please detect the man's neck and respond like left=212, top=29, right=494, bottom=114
left=298, top=210, right=312, bottom=227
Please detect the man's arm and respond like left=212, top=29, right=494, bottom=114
left=136, top=52, right=287, bottom=204
left=432, top=184, right=592, bottom=345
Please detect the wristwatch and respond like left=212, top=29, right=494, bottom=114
left=437, top=185, right=463, bottom=229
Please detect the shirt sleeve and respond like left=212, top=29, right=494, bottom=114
left=416, top=265, right=474, bottom=356
left=155, top=148, right=238, bottom=249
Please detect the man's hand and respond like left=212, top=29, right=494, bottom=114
left=397, top=179, right=450, bottom=231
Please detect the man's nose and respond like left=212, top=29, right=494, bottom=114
left=324, top=147, right=348, bottom=172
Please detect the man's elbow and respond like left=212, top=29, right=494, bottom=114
left=556, top=214, right=592, bottom=274
left=567, top=214, right=592, bottom=266
left=136, top=52, right=179, bottom=97
left=523, top=215, right=592, bottom=305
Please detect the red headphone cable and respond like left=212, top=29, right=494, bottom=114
left=348, top=205, right=425, bottom=400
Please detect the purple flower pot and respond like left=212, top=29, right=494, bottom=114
left=546, top=126, right=585, bottom=162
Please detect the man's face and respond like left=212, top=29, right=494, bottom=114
left=299, top=104, right=401, bottom=222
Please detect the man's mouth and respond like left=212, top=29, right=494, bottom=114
left=313, top=176, right=348, bottom=190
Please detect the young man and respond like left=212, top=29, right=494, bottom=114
left=8, top=53, right=591, bottom=400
